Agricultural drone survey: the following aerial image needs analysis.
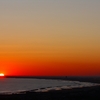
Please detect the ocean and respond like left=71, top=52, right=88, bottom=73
left=0, top=78, right=99, bottom=94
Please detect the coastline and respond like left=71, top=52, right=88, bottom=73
left=0, top=77, right=100, bottom=100
left=0, top=85, right=100, bottom=100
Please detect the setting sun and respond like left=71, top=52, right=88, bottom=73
left=0, top=73, right=4, bottom=77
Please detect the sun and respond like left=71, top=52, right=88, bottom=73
left=0, top=73, right=5, bottom=77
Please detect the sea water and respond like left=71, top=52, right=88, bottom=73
left=0, top=78, right=99, bottom=94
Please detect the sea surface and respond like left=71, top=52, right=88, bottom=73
left=0, top=78, right=99, bottom=94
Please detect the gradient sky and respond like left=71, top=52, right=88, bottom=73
left=0, top=0, right=100, bottom=76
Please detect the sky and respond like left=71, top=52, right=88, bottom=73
left=0, top=0, right=100, bottom=76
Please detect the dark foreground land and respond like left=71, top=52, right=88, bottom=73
left=1, top=76, right=100, bottom=100
left=0, top=85, right=100, bottom=100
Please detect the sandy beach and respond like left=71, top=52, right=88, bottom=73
left=0, top=85, right=100, bottom=100
left=0, top=77, right=100, bottom=100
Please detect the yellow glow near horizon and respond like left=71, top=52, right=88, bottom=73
left=0, top=73, right=4, bottom=77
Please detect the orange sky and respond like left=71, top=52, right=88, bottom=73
left=0, top=0, right=100, bottom=76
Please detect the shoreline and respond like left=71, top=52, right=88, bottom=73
left=0, top=85, right=100, bottom=100
left=0, top=77, right=100, bottom=100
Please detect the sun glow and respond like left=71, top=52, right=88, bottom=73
left=0, top=73, right=4, bottom=77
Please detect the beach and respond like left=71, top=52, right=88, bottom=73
left=0, top=77, right=100, bottom=100
left=0, top=85, right=100, bottom=100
